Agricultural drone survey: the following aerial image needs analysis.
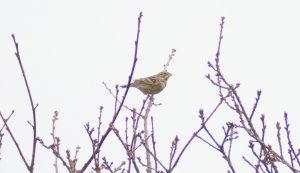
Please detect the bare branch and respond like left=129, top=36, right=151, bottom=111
left=0, top=111, right=30, bottom=170
left=11, top=34, right=38, bottom=172
left=81, top=12, right=144, bottom=172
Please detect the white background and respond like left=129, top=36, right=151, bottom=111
left=1, top=0, right=300, bottom=172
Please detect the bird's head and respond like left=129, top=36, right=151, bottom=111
left=158, top=70, right=172, bottom=81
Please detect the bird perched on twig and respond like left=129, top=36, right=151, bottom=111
left=120, top=70, right=172, bottom=95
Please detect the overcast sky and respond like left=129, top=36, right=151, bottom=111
left=1, top=0, right=300, bottom=172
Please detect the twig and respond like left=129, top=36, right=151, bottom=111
left=37, top=137, right=71, bottom=172
left=51, top=111, right=60, bottom=173
left=80, top=12, right=143, bottom=172
left=135, top=96, right=150, bottom=131
left=284, top=112, right=300, bottom=167
left=256, top=114, right=266, bottom=171
left=128, top=108, right=141, bottom=173
left=207, top=16, right=299, bottom=173
left=110, top=121, right=140, bottom=173
left=102, top=82, right=136, bottom=114
left=168, top=136, right=179, bottom=170
left=137, top=134, right=168, bottom=172
left=67, top=147, right=80, bottom=173
left=163, top=48, right=176, bottom=70
left=150, top=117, right=158, bottom=171
left=276, top=122, right=283, bottom=158
left=0, top=110, right=14, bottom=132
left=102, top=157, right=114, bottom=173
left=37, top=111, right=73, bottom=172
left=144, top=95, right=153, bottom=173
left=250, top=90, right=262, bottom=120
left=114, top=85, right=119, bottom=115
left=0, top=105, right=30, bottom=169
left=127, top=96, right=149, bottom=173
left=170, top=97, right=224, bottom=171
left=96, top=106, right=104, bottom=172
left=84, top=122, right=99, bottom=171
left=102, top=157, right=126, bottom=173
left=12, top=34, right=38, bottom=173
left=0, top=132, right=3, bottom=160
left=242, top=156, right=257, bottom=170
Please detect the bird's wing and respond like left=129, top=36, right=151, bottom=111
left=133, top=77, right=156, bottom=85
left=130, top=73, right=161, bottom=87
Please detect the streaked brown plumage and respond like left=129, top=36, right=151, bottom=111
left=120, top=70, right=172, bottom=95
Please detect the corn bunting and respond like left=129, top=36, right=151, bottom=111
left=121, top=70, right=172, bottom=95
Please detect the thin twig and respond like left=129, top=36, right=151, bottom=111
left=51, top=111, right=59, bottom=173
left=37, top=138, right=72, bottom=172
left=170, top=98, right=224, bottom=171
left=137, top=134, right=168, bottom=172
left=102, top=82, right=138, bottom=115
left=0, top=110, right=14, bottom=132
left=250, top=90, right=262, bottom=120
left=168, top=136, right=179, bottom=170
left=276, top=122, right=283, bottom=158
left=80, top=12, right=143, bottom=172
left=207, top=16, right=299, bottom=173
left=12, top=34, right=38, bottom=172
left=0, top=112, right=30, bottom=170
left=128, top=96, right=149, bottom=173
left=150, top=117, right=158, bottom=171
left=144, top=95, right=153, bottom=173
left=284, top=112, right=300, bottom=167
left=163, top=48, right=176, bottom=70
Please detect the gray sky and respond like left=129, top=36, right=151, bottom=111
left=1, top=0, right=300, bottom=172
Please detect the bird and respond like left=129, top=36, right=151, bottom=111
left=120, top=70, right=172, bottom=95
